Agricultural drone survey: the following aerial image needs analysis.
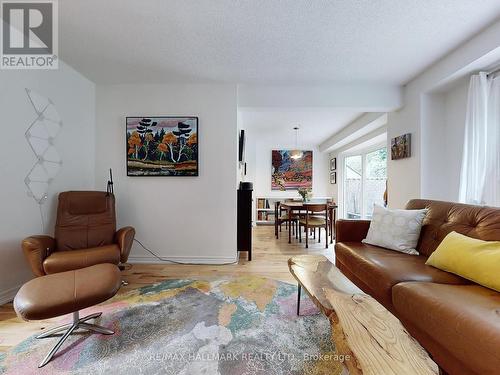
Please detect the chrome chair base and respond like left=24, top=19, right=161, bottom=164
left=37, top=311, right=114, bottom=368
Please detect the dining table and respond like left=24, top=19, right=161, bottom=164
left=279, top=200, right=338, bottom=245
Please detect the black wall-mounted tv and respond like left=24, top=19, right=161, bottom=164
left=239, top=129, right=245, bottom=162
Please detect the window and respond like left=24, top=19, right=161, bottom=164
left=343, top=147, right=387, bottom=219
left=344, top=155, right=362, bottom=219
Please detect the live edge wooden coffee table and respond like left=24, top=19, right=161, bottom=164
left=288, top=255, right=439, bottom=375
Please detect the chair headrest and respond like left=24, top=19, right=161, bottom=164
left=60, top=191, right=112, bottom=215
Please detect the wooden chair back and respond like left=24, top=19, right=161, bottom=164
left=304, top=204, right=329, bottom=227
left=305, top=203, right=328, bottom=215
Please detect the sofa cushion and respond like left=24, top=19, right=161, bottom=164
left=43, top=244, right=120, bottom=274
left=362, top=204, right=428, bottom=254
left=335, top=242, right=469, bottom=311
left=426, top=231, right=500, bottom=292
left=393, top=282, right=500, bottom=375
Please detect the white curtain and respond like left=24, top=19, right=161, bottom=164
left=459, top=72, right=500, bottom=206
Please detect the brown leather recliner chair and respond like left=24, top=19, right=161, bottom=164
left=22, top=191, right=135, bottom=276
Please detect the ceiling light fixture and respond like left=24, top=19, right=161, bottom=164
left=290, top=126, right=303, bottom=160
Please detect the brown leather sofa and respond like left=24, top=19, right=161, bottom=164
left=22, top=191, right=135, bottom=276
left=335, top=199, right=500, bottom=375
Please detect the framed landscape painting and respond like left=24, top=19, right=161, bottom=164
left=127, top=117, right=198, bottom=176
left=271, top=150, right=313, bottom=190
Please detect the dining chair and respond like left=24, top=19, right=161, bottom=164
left=311, top=200, right=336, bottom=244
left=310, top=204, right=331, bottom=241
left=274, top=201, right=296, bottom=239
left=298, top=204, right=329, bottom=249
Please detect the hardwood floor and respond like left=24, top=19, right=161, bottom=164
left=0, top=225, right=334, bottom=353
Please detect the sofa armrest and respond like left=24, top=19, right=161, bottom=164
left=335, top=219, right=371, bottom=243
left=21, top=235, right=55, bottom=277
left=115, top=226, right=135, bottom=263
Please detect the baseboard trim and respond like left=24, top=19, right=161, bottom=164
left=128, top=255, right=238, bottom=265
left=0, top=285, right=21, bottom=306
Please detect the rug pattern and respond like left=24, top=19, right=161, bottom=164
left=0, top=276, right=346, bottom=374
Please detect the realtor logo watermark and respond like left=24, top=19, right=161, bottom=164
left=1, top=0, right=58, bottom=69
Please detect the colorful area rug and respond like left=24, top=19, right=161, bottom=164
left=0, top=276, right=345, bottom=374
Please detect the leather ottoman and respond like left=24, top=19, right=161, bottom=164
left=14, top=263, right=121, bottom=367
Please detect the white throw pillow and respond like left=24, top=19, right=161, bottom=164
left=362, top=204, right=428, bottom=255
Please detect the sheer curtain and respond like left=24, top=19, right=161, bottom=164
left=459, top=72, right=500, bottom=206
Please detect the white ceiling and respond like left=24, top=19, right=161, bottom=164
left=240, top=109, right=362, bottom=146
left=60, top=0, right=500, bottom=84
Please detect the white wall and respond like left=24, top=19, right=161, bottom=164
left=420, top=78, right=468, bottom=201
left=444, top=79, right=468, bottom=200
left=0, top=63, right=96, bottom=303
left=386, top=18, right=500, bottom=208
left=420, top=92, right=447, bottom=200
left=238, top=83, right=402, bottom=111
left=95, top=84, right=238, bottom=264
left=386, top=88, right=422, bottom=208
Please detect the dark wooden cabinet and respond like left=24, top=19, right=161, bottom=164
left=237, top=183, right=253, bottom=261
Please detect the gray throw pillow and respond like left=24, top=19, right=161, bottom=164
left=362, top=204, right=428, bottom=255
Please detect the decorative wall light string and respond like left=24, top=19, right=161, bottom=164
left=24, top=88, right=63, bottom=232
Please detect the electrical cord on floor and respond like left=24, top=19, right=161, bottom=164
left=133, top=238, right=239, bottom=265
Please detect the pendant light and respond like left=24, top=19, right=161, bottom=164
left=290, top=126, right=303, bottom=159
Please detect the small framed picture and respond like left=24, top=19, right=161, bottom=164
left=330, top=172, right=336, bottom=184
left=391, top=133, right=411, bottom=160
left=330, top=157, right=336, bottom=171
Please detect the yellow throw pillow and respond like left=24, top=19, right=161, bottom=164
left=426, top=231, right=500, bottom=292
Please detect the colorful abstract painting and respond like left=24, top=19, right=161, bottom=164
left=127, top=117, right=198, bottom=176
left=272, top=150, right=313, bottom=190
